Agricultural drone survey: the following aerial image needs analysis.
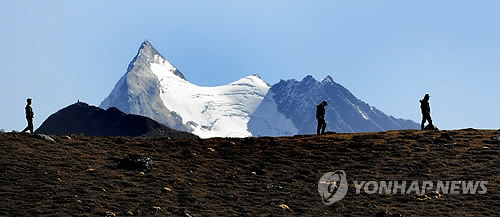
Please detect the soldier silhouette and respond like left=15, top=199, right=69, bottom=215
left=316, top=100, right=328, bottom=135
left=419, top=94, right=433, bottom=130
left=21, top=98, right=34, bottom=134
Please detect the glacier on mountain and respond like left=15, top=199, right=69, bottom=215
left=248, top=91, right=299, bottom=137
left=101, top=40, right=270, bottom=138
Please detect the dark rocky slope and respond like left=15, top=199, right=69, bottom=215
left=35, top=102, right=197, bottom=138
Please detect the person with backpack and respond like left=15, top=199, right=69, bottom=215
left=316, top=100, right=328, bottom=135
left=419, top=94, right=433, bottom=130
left=21, top=98, right=34, bottom=134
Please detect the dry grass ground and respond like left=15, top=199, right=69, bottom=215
left=0, top=129, right=498, bottom=216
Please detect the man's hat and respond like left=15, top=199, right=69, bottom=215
left=27, top=98, right=32, bottom=102
left=323, top=100, right=328, bottom=106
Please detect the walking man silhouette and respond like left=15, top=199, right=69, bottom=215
left=21, top=98, right=34, bottom=134
left=316, top=100, right=328, bottom=135
left=419, top=94, right=433, bottom=130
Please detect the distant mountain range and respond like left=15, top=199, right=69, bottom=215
left=100, top=40, right=418, bottom=138
left=35, top=102, right=197, bottom=138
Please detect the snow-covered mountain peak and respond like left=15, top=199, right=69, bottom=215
left=138, top=40, right=158, bottom=56
left=127, top=40, right=186, bottom=80
left=249, top=74, right=271, bottom=87
left=234, top=74, right=270, bottom=87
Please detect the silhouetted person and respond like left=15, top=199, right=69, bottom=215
left=419, top=94, right=432, bottom=130
left=316, top=100, right=328, bottom=135
left=21, top=98, right=34, bottom=134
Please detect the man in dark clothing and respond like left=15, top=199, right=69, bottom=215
left=419, top=94, right=432, bottom=130
left=316, top=100, right=328, bottom=135
left=21, top=98, right=34, bottom=134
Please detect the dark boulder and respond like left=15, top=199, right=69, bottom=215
left=423, top=124, right=439, bottom=130
left=439, top=131, right=453, bottom=140
left=118, top=155, right=153, bottom=171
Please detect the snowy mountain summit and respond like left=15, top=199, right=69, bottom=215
left=100, top=40, right=270, bottom=138
left=101, top=40, right=418, bottom=138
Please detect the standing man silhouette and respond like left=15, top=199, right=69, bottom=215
left=21, top=98, right=34, bottom=134
left=419, top=94, right=432, bottom=130
left=316, top=100, right=328, bottom=135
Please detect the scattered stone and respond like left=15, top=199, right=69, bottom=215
left=37, top=134, right=56, bottom=143
left=162, top=187, right=172, bottom=192
left=278, top=204, right=290, bottom=210
left=367, top=203, right=377, bottom=208
left=415, top=194, right=428, bottom=201
left=87, top=168, right=95, bottom=172
left=439, top=131, right=453, bottom=140
left=105, top=211, right=116, bottom=217
left=491, top=136, right=500, bottom=143
left=151, top=206, right=161, bottom=212
left=266, top=184, right=285, bottom=192
left=428, top=191, right=442, bottom=199
left=64, top=135, right=72, bottom=140
left=483, top=136, right=500, bottom=144
left=126, top=210, right=134, bottom=216
left=423, top=124, right=439, bottom=130
left=434, top=131, right=453, bottom=144
left=138, top=172, right=145, bottom=176
left=118, top=155, right=153, bottom=171
left=228, top=174, right=239, bottom=180
left=415, top=191, right=442, bottom=201
left=208, top=147, right=216, bottom=152
left=250, top=166, right=266, bottom=175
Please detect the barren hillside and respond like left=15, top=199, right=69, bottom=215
left=0, top=129, right=498, bottom=216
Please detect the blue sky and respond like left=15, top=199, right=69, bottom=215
left=0, top=0, right=498, bottom=131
